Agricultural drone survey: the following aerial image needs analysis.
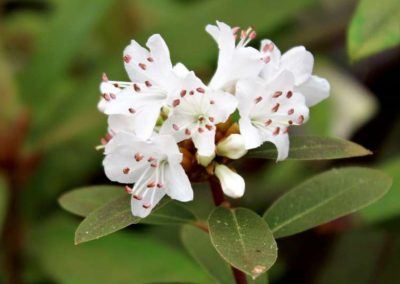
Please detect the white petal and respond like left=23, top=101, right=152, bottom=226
left=151, top=134, right=183, bottom=165
left=259, top=131, right=290, bottom=161
left=259, top=39, right=281, bottom=81
left=208, top=90, right=238, bottom=122
left=238, top=117, right=263, bottom=150
left=107, top=115, right=136, bottom=134
left=173, top=63, right=190, bottom=78
left=131, top=188, right=166, bottom=218
left=296, top=75, right=330, bottom=107
left=123, top=35, right=174, bottom=89
left=164, top=163, right=193, bottom=202
left=192, top=128, right=216, bottom=156
left=281, top=46, right=314, bottom=85
left=103, top=132, right=148, bottom=183
left=160, top=113, right=196, bottom=143
left=214, top=164, right=245, bottom=198
left=236, top=78, right=263, bottom=117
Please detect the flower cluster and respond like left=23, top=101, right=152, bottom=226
left=98, top=21, right=329, bottom=217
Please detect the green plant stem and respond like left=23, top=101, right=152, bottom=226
left=208, top=176, right=248, bottom=284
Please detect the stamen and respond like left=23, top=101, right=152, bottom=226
left=185, top=128, right=191, bottom=136
left=262, top=43, right=274, bottom=53
left=265, top=119, right=272, bottom=126
left=145, top=80, right=152, bottom=87
left=297, top=115, right=305, bottom=124
left=196, top=87, right=205, bottom=93
left=123, top=167, right=130, bottom=174
left=172, top=124, right=180, bottom=131
left=102, top=72, right=109, bottom=81
left=283, top=127, right=289, bottom=134
left=180, top=90, right=187, bottom=97
left=205, top=124, right=213, bottom=131
left=148, top=157, right=156, bottom=162
left=147, top=181, right=156, bottom=188
left=264, top=56, right=271, bottom=64
left=123, top=55, right=131, bottom=63
left=129, top=108, right=136, bottom=114
left=138, top=63, right=147, bottom=70
left=288, top=120, right=293, bottom=125
left=134, top=152, right=144, bottom=161
left=286, top=91, right=293, bottom=98
left=157, top=183, right=164, bottom=188
left=102, top=93, right=111, bottom=101
left=232, top=26, right=241, bottom=34
left=172, top=99, right=180, bottom=107
left=113, top=83, right=119, bottom=88
left=273, top=127, right=280, bottom=136
left=209, top=117, right=215, bottom=122
left=189, top=90, right=194, bottom=95
left=105, top=133, right=113, bottom=141
left=198, top=127, right=204, bottom=133
left=210, top=100, right=215, bottom=104
left=133, top=195, right=142, bottom=200
left=288, top=108, right=294, bottom=115
left=147, top=57, right=154, bottom=62
left=110, top=93, right=116, bottom=99
left=271, top=103, right=280, bottom=112
left=125, top=186, right=132, bottom=194
left=150, top=162, right=158, bottom=168
left=100, top=138, right=107, bottom=145
left=133, top=83, right=141, bottom=92
left=249, top=31, right=257, bottom=39
left=142, top=203, right=151, bottom=209
left=273, top=91, right=282, bottom=98
left=255, top=96, right=263, bottom=104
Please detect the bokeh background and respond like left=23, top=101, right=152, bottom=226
left=0, top=0, right=399, bottom=283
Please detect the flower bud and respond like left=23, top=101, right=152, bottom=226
left=196, top=152, right=216, bottom=167
left=215, top=164, right=245, bottom=198
left=216, top=134, right=248, bottom=159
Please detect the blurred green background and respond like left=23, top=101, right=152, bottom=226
left=0, top=0, right=399, bottom=283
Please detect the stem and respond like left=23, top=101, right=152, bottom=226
left=232, top=267, right=248, bottom=284
left=208, top=176, right=248, bottom=284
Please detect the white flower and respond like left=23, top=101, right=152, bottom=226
left=216, top=134, right=248, bottom=159
left=206, top=21, right=264, bottom=91
left=259, top=39, right=330, bottom=107
left=214, top=164, right=245, bottom=198
left=160, top=71, right=238, bottom=156
left=237, top=70, right=309, bottom=161
left=103, top=132, right=193, bottom=218
left=98, top=35, right=184, bottom=140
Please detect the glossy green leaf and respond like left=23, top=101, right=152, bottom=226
left=264, top=167, right=392, bottom=238
left=247, top=136, right=371, bottom=160
left=348, top=0, right=400, bottom=61
left=181, top=225, right=235, bottom=284
left=208, top=207, right=277, bottom=279
left=75, top=195, right=196, bottom=244
left=59, top=185, right=124, bottom=217
left=30, top=215, right=210, bottom=284
left=360, top=158, right=400, bottom=223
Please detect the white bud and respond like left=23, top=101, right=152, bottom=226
left=216, top=134, right=248, bottom=159
left=215, top=164, right=245, bottom=198
left=196, top=152, right=216, bottom=167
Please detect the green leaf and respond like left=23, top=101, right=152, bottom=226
left=264, top=167, right=392, bottom=238
left=181, top=225, right=235, bottom=284
left=0, top=176, right=8, bottom=233
left=75, top=195, right=196, bottom=244
left=208, top=207, right=278, bottom=279
left=246, top=136, right=371, bottom=160
left=30, top=215, right=210, bottom=284
left=347, top=0, right=400, bottom=61
left=360, top=158, right=400, bottom=223
left=59, top=185, right=125, bottom=217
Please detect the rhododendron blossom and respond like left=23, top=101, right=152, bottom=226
left=97, top=21, right=329, bottom=217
